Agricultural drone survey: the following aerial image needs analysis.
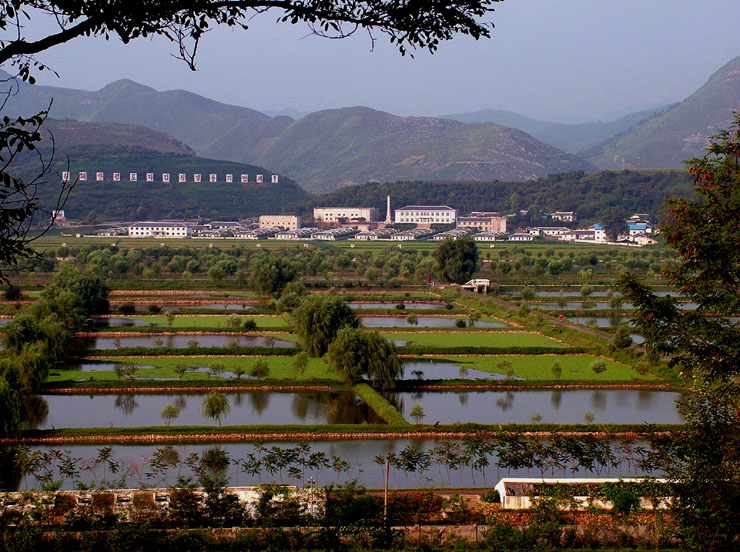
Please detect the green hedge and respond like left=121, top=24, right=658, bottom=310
left=353, top=383, right=409, bottom=427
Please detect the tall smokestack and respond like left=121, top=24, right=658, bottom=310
left=385, top=195, right=392, bottom=224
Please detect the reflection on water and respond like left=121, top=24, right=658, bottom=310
left=361, top=316, right=505, bottom=328
left=401, top=361, right=516, bottom=380
left=390, top=390, right=685, bottom=425
left=38, top=391, right=383, bottom=429
left=538, top=301, right=629, bottom=311
left=21, top=395, right=49, bottom=430
left=134, top=303, right=255, bottom=312
left=349, top=302, right=448, bottom=310
left=567, top=316, right=628, bottom=328
left=513, top=290, right=610, bottom=297
left=74, top=335, right=297, bottom=350
left=92, top=318, right=156, bottom=328
left=0, top=438, right=655, bottom=491
left=114, top=394, right=140, bottom=416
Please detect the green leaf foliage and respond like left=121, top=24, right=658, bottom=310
left=324, top=327, right=402, bottom=390
left=433, top=236, right=479, bottom=284
left=292, top=295, right=359, bottom=357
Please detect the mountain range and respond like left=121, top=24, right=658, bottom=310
left=3, top=76, right=594, bottom=192
left=439, top=105, right=675, bottom=154
left=581, top=55, right=740, bottom=168
left=3, top=52, right=740, bottom=196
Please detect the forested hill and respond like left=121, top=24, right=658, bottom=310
left=288, top=170, right=693, bottom=222
left=4, top=77, right=596, bottom=193
left=13, top=120, right=308, bottom=222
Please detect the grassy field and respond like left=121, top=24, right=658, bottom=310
left=47, top=355, right=342, bottom=383
left=403, top=354, right=654, bottom=381
left=382, top=331, right=566, bottom=348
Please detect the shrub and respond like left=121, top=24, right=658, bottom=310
left=590, top=360, right=607, bottom=375
left=481, top=489, right=500, bottom=503
left=242, top=319, right=258, bottom=331
left=250, top=358, right=270, bottom=379
left=455, top=319, right=467, bottom=328
left=226, top=315, right=242, bottom=329
left=118, top=301, right=136, bottom=315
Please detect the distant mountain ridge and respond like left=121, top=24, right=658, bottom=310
left=582, top=55, right=740, bottom=169
left=440, top=106, right=674, bottom=154
left=214, top=106, right=596, bottom=192
left=3, top=77, right=595, bottom=193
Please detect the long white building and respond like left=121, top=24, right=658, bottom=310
left=394, top=205, right=457, bottom=225
left=128, top=222, right=192, bottom=238
left=258, top=215, right=301, bottom=230
left=313, top=207, right=379, bottom=223
left=458, top=215, right=507, bottom=233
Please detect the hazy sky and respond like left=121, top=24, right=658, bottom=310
left=27, top=0, right=740, bottom=122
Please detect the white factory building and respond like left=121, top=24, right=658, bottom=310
left=313, top=207, right=379, bottom=223
left=394, top=205, right=457, bottom=225
left=128, top=222, right=192, bottom=238
left=258, top=215, right=301, bottom=231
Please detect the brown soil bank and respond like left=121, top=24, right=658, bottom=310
left=3, top=430, right=667, bottom=446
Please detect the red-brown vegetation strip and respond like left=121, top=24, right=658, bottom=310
left=42, top=385, right=334, bottom=394
left=2, top=430, right=672, bottom=446
left=74, top=330, right=290, bottom=337
left=402, top=383, right=674, bottom=391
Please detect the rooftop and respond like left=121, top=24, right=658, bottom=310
left=396, top=205, right=455, bottom=211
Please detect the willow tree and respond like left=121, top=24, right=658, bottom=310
left=324, top=327, right=401, bottom=390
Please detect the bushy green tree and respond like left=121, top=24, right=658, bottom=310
left=275, top=281, right=307, bottom=312
left=293, top=295, right=359, bottom=357
left=323, top=327, right=401, bottom=390
left=250, top=256, right=299, bottom=297
left=433, top=236, right=479, bottom=283
left=618, top=115, right=740, bottom=551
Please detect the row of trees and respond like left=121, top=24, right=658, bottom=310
left=291, top=295, right=401, bottom=389
left=0, top=264, right=109, bottom=437
left=22, top=236, right=666, bottom=289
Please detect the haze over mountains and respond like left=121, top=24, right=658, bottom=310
left=4, top=53, right=740, bottom=193
left=581, top=55, right=740, bottom=169
left=439, top=105, right=675, bottom=155
left=3, top=75, right=594, bottom=192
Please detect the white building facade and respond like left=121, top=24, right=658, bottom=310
left=313, top=207, right=379, bottom=223
left=394, top=205, right=457, bottom=225
left=258, top=215, right=301, bottom=230
left=457, top=215, right=507, bottom=233
left=128, top=222, right=192, bottom=238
